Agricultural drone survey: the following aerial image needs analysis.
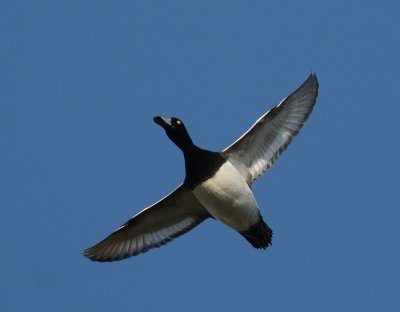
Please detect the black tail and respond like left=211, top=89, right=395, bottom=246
left=240, top=216, right=273, bottom=249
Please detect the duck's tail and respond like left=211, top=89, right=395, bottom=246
left=240, top=216, right=272, bottom=249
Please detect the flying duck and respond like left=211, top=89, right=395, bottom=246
left=84, top=74, right=319, bottom=262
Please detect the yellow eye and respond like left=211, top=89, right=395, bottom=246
left=176, top=120, right=181, bottom=125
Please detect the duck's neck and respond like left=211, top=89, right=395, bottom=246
left=182, top=144, right=204, bottom=170
left=182, top=145, right=225, bottom=189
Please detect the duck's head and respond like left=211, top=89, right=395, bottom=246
left=153, top=116, right=193, bottom=150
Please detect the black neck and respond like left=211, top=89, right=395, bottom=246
left=183, top=146, right=225, bottom=189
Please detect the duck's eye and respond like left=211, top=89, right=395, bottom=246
left=176, top=120, right=182, bottom=125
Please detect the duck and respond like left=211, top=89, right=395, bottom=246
left=84, top=74, right=319, bottom=262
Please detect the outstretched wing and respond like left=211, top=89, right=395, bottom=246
left=222, top=74, right=319, bottom=185
left=83, top=185, right=210, bottom=262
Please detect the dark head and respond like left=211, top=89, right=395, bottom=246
left=153, top=116, right=194, bottom=151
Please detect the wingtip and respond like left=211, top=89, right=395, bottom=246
left=82, top=246, right=105, bottom=262
left=82, top=240, right=123, bottom=263
left=307, top=72, right=318, bottom=83
left=302, top=73, right=319, bottom=102
left=311, top=73, right=319, bottom=100
left=289, top=73, right=319, bottom=104
left=82, top=245, right=127, bottom=263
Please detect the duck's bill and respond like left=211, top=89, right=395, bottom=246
left=153, top=116, right=172, bottom=128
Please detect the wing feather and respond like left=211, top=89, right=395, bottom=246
left=83, top=184, right=210, bottom=262
left=222, top=74, right=319, bottom=184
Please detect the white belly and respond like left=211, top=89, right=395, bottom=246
left=193, top=161, right=260, bottom=231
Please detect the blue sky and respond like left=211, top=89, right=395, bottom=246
left=1, top=1, right=399, bottom=311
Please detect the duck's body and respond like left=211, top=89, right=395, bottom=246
left=193, top=159, right=271, bottom=248
left=181, top=144, right=259, bottom=231
left=84, top=74, right=319, bottom=262
left=193, top=160, right=259, bottom=231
